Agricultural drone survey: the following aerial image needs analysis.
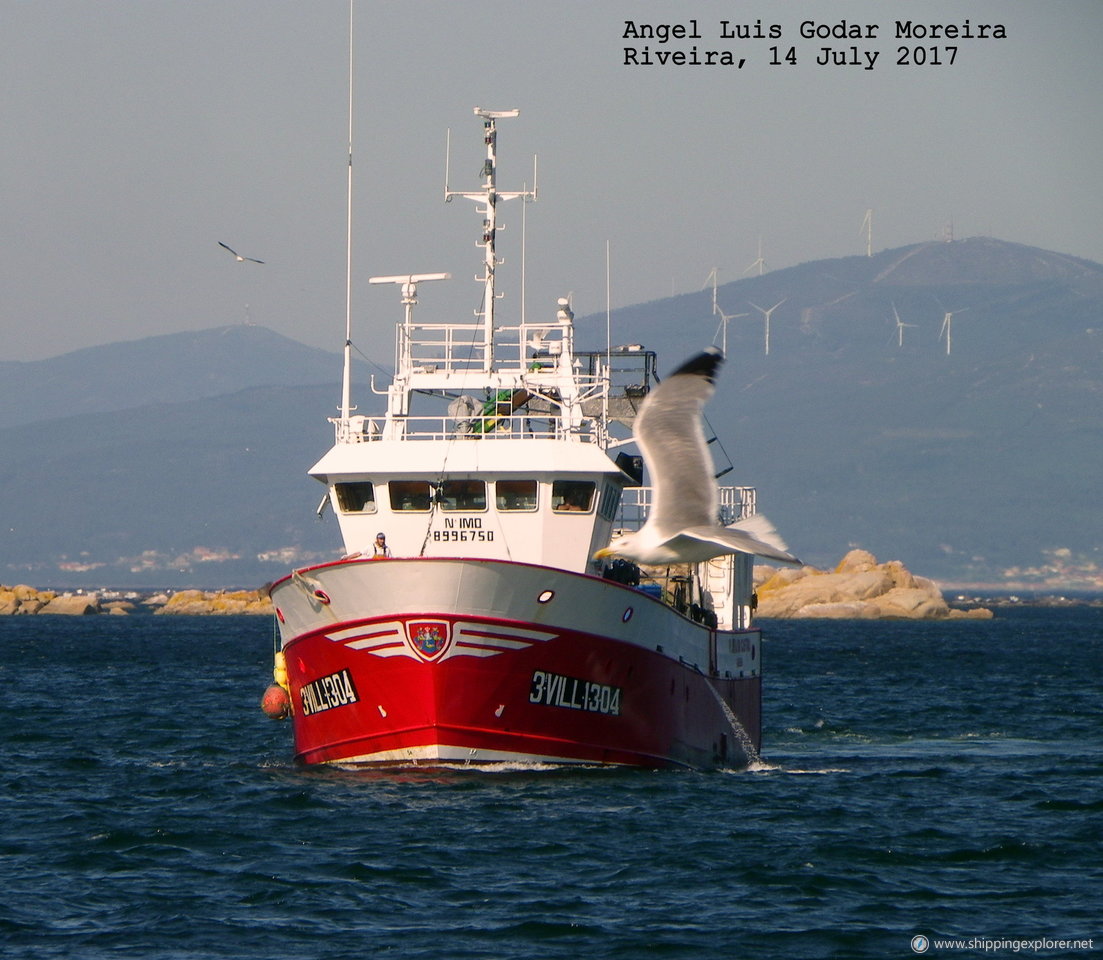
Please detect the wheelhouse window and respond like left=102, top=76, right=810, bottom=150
left=439, top=479, right=487, bottom=511
left=389, top=480, right=433, bottom=512
left=334, top=481, right=377, bottom=513
left=597, top=483, right=621, bottom=521
left=495, top=479, right=538, bottom=512
left=552, top=480, right=595, bottom=513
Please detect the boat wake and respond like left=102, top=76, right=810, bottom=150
left=722, top=759, right=852, bottom=776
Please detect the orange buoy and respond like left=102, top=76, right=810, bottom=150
left=261, top=684, right=291, bottom=720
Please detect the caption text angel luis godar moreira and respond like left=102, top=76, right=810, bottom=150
left=621, top=18, right=1007, bottom=70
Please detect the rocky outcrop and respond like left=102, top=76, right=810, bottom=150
left=755, top=549, right=993, bottom=620
left=40, top=594, right=103, bottom=615
left=153, top=589, right=273, bottom=615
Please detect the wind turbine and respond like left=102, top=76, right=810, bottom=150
left=744, top=237, right=766, bottom=276
left=891, top=302, right=916, bottom=347
left=701, top=268, right=747, bottom=354
left=703, top=267, right=719, bottom=315
left=860, top=209, right=873, bottom=257
left=938, top=307, right=969, bottom=355
left=748, top=298, right=787, bottom=356
left=714, top=305, right=748, bottom=356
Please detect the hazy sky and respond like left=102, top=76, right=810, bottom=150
left=2, top=0, right=1100, bottom=362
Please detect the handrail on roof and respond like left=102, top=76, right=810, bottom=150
left=331, top=413, right=607, bottom=445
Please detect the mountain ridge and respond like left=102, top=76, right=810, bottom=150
left=0, top=324, right=340, bottom=429
left=2, top=237, right=1100, bottom=589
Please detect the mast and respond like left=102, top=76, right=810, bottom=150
left=340, top=0, right=355, bottom=420
left=445, top=108, right=536, bottom=372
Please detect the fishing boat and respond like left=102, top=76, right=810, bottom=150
left=265, top=108, right=781, bottom=769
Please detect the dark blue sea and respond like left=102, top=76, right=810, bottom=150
left=2, top=607, right=1100, bottom=959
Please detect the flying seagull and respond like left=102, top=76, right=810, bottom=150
left=218, top=241, right=264, bottom=264
left=595, top=347, right=800, bottom=567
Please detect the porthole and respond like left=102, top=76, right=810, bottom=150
left=622, top=607, right=633, bottom=622
left=275, top=607, right=285, bottom=623
left=537, top=590, right=555, bottom=604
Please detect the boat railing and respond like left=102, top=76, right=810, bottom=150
left=396, top=321, right=486, bottom=375
left=331, top=412, right=607, bottom=444
left=396, top=320, right=605, bottom=381
left=616, top=485, right=757, bottom=531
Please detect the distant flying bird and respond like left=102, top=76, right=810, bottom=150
left=218, top=241, right=264, bottom=264
left=595, top=347, right=800, bottom=567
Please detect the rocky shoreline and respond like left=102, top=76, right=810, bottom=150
left=2, top=550, right=994, bottom=619
left=0, top=585, right=273, bottom=616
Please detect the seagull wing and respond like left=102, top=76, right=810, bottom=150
left=673, top=514, right=801, bottom=566
left=634, top=348, right=723, bottom=538
left=219, top=241, right=264, bottom=263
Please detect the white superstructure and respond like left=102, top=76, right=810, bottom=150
left=308, top=108, right=756, bottom=621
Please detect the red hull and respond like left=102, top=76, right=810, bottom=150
left=271, top=558, right=762, bottom=770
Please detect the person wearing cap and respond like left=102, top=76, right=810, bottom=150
left=372, top=532, right=392, bottom=558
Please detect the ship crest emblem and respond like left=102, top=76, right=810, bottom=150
left=407, top=620, right=451, bottom=661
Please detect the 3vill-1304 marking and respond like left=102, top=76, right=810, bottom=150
left=529, top=670, right=622, bottom=716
